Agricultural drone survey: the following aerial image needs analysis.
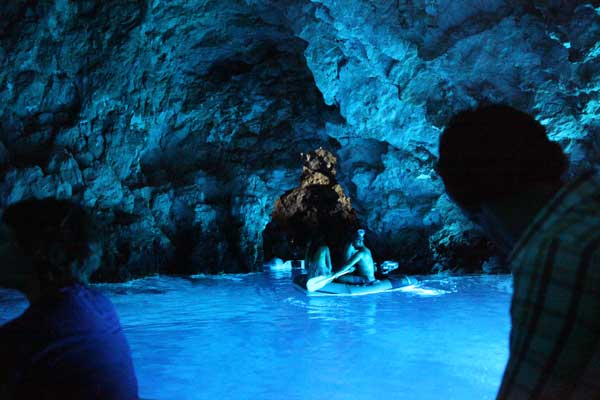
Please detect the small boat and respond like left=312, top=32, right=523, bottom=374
left=293, top=274, right=416, bottom=296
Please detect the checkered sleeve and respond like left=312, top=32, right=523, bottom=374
left=497, top=173, right=600, bottom=399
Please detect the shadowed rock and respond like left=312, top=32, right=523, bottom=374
left=264, top=148, right=358, bottom=262
left=0, top=0, right=598, bottom=279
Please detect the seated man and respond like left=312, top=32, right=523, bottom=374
left=436, top=104, right=600, bottom=399
left=336, top=229, right=376, bottom=284
left=304, top=233, right=333, bottom=278
left=0, top=199, right=138, bottom=400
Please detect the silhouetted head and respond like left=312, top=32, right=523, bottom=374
left=436, top=105, right=568, bottom=212
left=1, top=198, right=101, bottom=293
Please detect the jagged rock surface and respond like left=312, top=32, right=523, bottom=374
left=264, top=148, right=358, bottom=261
left=1, top=1, right=598, bottom=279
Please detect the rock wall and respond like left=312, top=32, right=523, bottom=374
left=264, top=148, right=358, bottom=262
left=1, top=1, right=598, bottom=279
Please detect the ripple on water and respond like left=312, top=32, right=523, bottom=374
left=0, top=273, right=513, bottom=400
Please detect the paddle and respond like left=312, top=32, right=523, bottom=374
left=306, top=266, right=354, bottom=292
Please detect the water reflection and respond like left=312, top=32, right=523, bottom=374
left=263, top=259, right=296, bottom=280
left=0, top=272, right=512, bottom=400
left=398, top=284, right=450, bottom=296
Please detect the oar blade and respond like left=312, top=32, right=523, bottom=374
left=306, top=275, right=332, bottom=292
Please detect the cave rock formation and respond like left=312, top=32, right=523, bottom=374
left=1, top=1, right=598, bottom=279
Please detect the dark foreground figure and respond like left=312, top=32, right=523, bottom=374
left=0, top=199, right=138, bottom=399
left=437, top=105, right=600, bottom=399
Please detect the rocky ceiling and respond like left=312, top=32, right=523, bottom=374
left=0, top=0, right=598, bottom=280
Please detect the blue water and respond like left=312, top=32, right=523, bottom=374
left=0, top=270, right=512, bottom=400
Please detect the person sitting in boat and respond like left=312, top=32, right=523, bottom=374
left=305, top=232, right=334, bottom=278
left=0, top=199, right=138, bottom=399
left=336, top=228, right=376, bottom=284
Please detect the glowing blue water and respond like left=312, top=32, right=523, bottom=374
left=0, top=272, right=512, bottom=400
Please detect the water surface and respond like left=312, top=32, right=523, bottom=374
left=0, top=270, right=512, bottom=400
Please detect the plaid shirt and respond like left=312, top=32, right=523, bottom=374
left=498, top=169, right=600, bottom=399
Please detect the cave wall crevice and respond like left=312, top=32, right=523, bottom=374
left=1, top=0, right=598, bottom=279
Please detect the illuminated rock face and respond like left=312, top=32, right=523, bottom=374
left=0, top=1, right=598, bottom=279
left=264, top=148, right=358, bottom=262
